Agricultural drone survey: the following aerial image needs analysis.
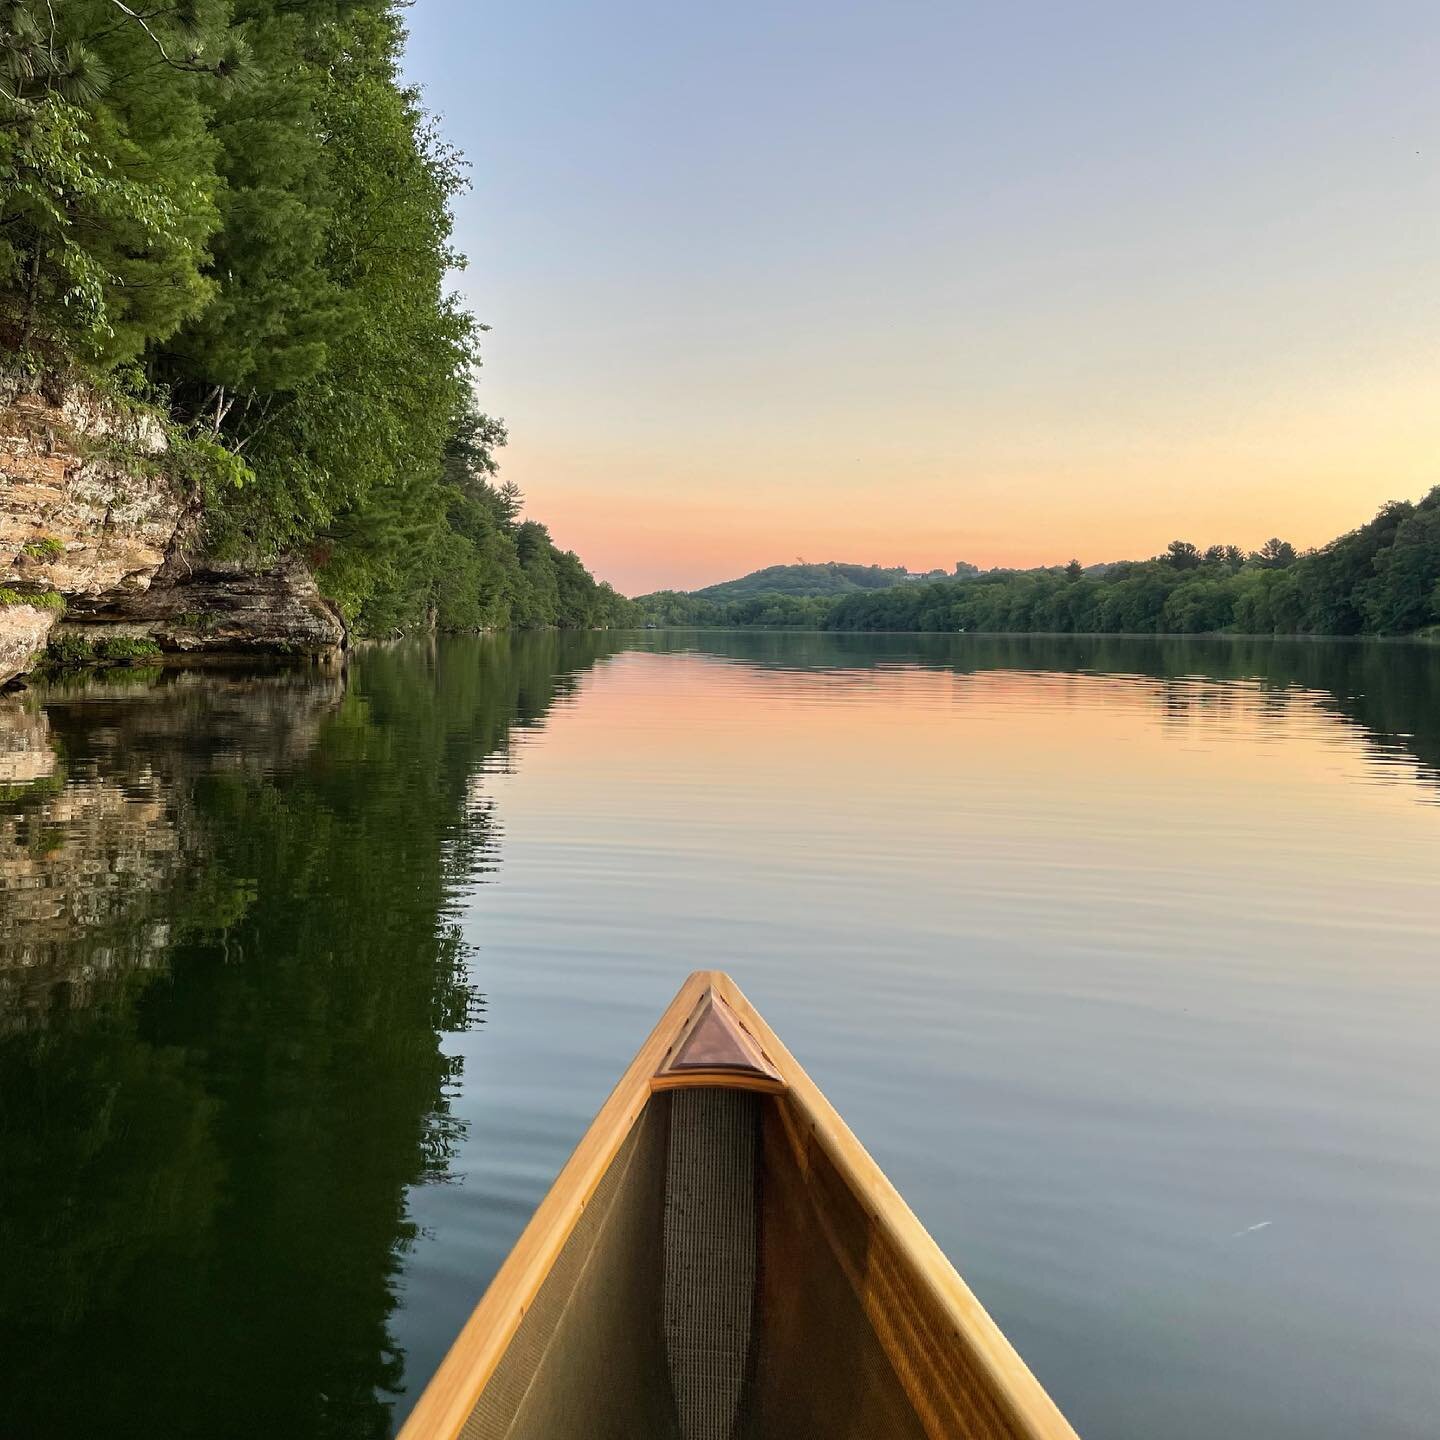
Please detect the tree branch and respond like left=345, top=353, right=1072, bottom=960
left=105, top=0, right=229, bottom=74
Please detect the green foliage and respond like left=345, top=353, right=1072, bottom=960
left=1254, top=537, right=1299, bottom=570
left=635, top=590, right=721, bottom=626
left=166, top=429, right=254, bottom=503
left=316, top=393, right=638, bottom=635
left=45, top=632, right=94, bottom=665
left=635, top=590, right=833, bottom=628
left=0, top=3, right=225, bottom=362
left=95, top=636, right=162, bottom=661
left=1358, top=496, right=1440, bottom=634
left=21, top=537, right=64, bottom=561
left=42, top=631, right=161, bottom=666
left=199, top=6, right=480, bottom=578
left=1, top=0, right=626, bottom=639
left=692, top=560, right=953, bottom=603
left=0, top=587, right=64, bottom=610
left=1295, top=504, right=1406, bottom=634
left=823, top=497, right=1440, bottom=635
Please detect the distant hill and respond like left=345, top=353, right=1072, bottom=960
left=691, top=561, right=975, bottom=603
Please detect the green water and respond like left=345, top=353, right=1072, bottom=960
left=1, top=633, right=1438, bottom=1438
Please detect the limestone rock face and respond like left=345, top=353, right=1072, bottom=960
left=0, top=603, right=59, bottom=687
left=0, top=376, right=345, bottom=681
left=1, top=380, right=181, bottom=603
left=67, top=554, right=346, bottom=656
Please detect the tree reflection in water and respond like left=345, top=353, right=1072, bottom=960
left=0, top=634, right=622, bottom=1440
left=0, top=631, right=1435, bottom=1439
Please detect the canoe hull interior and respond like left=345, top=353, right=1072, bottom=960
left=402, top=973, right=1078, bottom=1440
left=461, top=1085, right=940, bottom=1440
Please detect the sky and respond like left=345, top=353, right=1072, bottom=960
left=402, top=2, right=1440, bottom=595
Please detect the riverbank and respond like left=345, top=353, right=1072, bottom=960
left=0, top=378, right=345, bottom=688
left=633, top=624, right=1440, bottom=643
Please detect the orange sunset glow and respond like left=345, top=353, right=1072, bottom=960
left=404, top=4, right=1440, bottom=598
left=515, top=383, right=1440, bottom=593
left=460, top=297, right=1440, bottom=595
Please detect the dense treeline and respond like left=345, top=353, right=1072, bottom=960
left=0, top=0, right=633, bottom=634
left=637, top=589, right=836, bottom=628
left=638, top=491, right=1440, bottom=636
left=828, top=496, right=1440, bottom=635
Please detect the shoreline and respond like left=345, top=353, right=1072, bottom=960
left=625, top=626, right=1440, bottom=644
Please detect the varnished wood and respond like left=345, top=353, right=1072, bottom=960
left=396, top=971, right=712, bottom=1440
left=672, top=995, right=776, bottom=1074
left=711, top=973, right=1079, bottom=1440
left=651, top=991, right=784, bottom=1093
left=399, top=972, right=1079, bottom=1440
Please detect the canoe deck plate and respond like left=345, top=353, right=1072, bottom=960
left=653, top=992, right=784, bottom=1092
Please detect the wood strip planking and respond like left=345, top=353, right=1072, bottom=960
left=396, top=971, right=711, bottom=1440
left=399, top=970, right=1079, bottom=1440
left=712, top=972, right=1080, bottom=1440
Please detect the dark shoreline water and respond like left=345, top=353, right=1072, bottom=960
left=1, top=633, right=1437, bottom=1438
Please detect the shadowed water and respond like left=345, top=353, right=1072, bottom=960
left=1, top=633, right=1437, bottom=1439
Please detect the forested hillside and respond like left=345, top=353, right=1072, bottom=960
left=694, top=561, right=961, bottom=601
left=639, top=559, right=968, bottom=627
left=0, top=0, right=634, bottom=634
left=637, top=493, right=1440, bottom=636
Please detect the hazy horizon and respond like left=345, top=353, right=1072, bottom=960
left=614, top=527, right=1405, bottom=597
left=404, top=2, right=1439, bottom=595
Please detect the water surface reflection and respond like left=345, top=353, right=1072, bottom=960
left=0, top=633, right=1437, bottom=1440
left=0, top=636, right=615, bottom=1439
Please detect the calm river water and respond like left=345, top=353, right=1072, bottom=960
left=1, top=632, right=1438, bottom=1439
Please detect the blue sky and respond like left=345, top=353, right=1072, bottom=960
left=404, top=2, right=1439, bottom=592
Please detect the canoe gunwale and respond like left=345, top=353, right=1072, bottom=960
left=397, top=971, right=1080, bottom=1440
left=716, top=975, right=1079, bottom=1440
left=396, top=971, right=712, bottom=1440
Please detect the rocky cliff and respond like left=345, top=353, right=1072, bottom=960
left=0, top=602, right=58, bottom=686
left=1, top=377, right=344, bottom=685
left=66, top=554, right=346, bottom=657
